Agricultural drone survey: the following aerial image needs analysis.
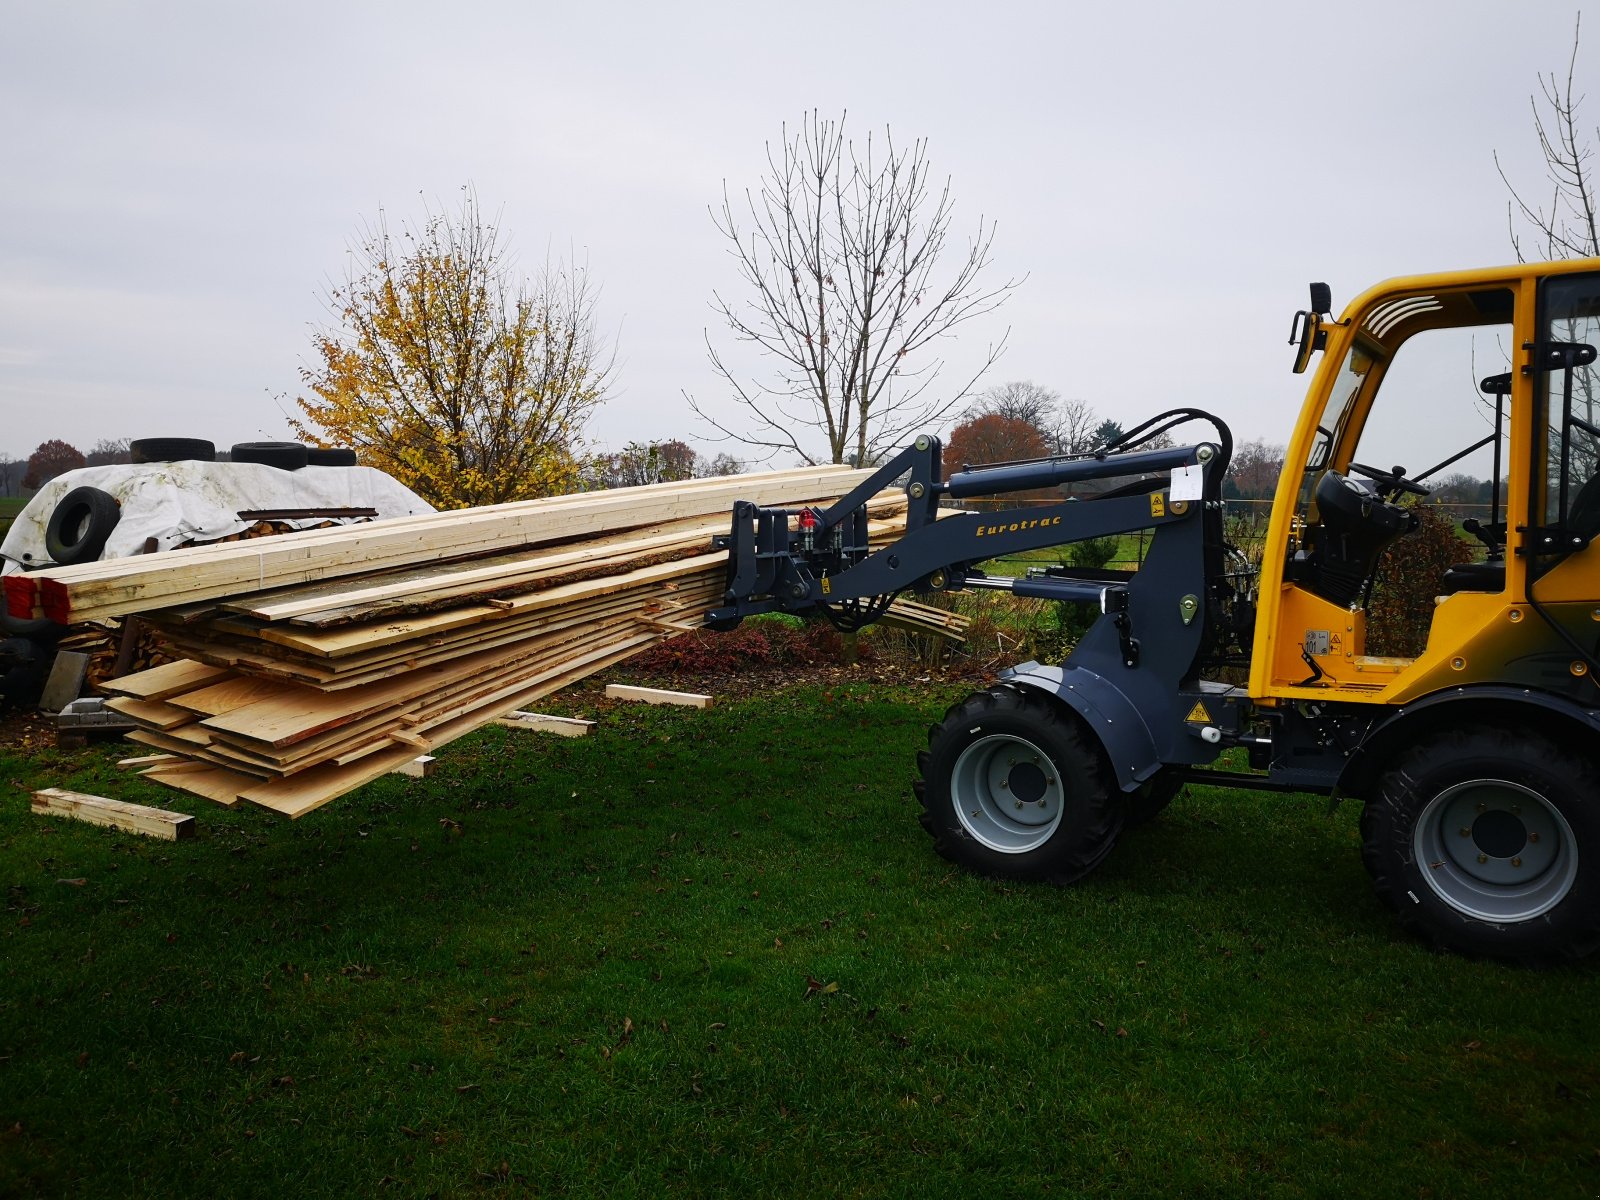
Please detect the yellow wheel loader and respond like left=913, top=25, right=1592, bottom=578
left=714, top=257, right=1600, bottom=963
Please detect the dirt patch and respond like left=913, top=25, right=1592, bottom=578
left=0, top=708, right=57, bottom=752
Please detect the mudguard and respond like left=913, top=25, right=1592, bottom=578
left=1002, top=661, right=1163, bottom=791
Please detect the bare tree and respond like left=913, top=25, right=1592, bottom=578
left=1496, top=15, right=1599, bottom=260
left=969, top=381, right=1098, bottom=456
left=692, top=111, right=1019, bottom=465
left=0, top=455, right=23, bottom=498
left=1497, top=20, right=1600, bottom=491
left=85, top=437, right=133, bottom=467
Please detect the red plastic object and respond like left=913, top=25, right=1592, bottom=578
left=39, top=579, right=71, bottom=625
left=3, top=573, right=36, bottom=619
left=798, top=508, right=819, bottom=530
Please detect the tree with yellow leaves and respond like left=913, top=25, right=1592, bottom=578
left=294, top=191, right=612, bottom=509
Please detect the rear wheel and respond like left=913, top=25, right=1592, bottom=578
left=1362, top=726, right=1600, bottom=963
left=915, top=687, right=1123, bottom=883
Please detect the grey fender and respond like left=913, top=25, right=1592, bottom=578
left=1338, top=683, right=1600, bottom=799
left=1001, top=661, right=1161, bottom=791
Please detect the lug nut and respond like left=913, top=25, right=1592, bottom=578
left=1014, top=801, right=1024, bottom=811
left=1459, top=827, right=1472, bottom=837
left=1477, top=854, right=1489, bottom=864
left=1512, top=857, right=1523, bottom=868
left=1476, top=802, right=1487, bottom=812
left=999, top=779, right=1008, bottom=790
left=1529, top=832, right=1541, bottom=843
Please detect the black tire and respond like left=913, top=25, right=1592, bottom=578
left=1362, top=726, right=1600, bottom=964
left=129, top=437, right=216, bottom=464
left=231, top=441, right=308, bottom=471
left=0, top=659, right=49, bottom=712
left=914, top=686, right=1124, bottom=883
left=305, top=446, right=359, bottom=466
left=44, top=486, right=120, bottom=565
left=1127, top=772, right=1183, bottom=825
left=0, top=607, right=64, bottom=639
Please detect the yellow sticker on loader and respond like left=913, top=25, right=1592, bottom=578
left=1185, top=701, right=1212, bottom=724
left=1150, top=492, right=1166, bottom=518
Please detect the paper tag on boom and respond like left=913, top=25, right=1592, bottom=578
left=1169, top=464, right=1204, bottom=502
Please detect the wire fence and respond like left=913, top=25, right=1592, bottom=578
left=966, top=497, right=1500, bottom=575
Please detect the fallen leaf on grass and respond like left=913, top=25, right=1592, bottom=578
left=57, top=878, right=86, bottom=887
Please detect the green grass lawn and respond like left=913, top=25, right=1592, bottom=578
left=1, top=680, right=1596, bottom=1198
left=0, top=496, right=24, bottom=541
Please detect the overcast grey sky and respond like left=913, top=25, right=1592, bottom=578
left=0, top=0, right=1588, bottom=468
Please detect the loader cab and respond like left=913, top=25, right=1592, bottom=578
left=1252, top=260, right=1600, bottom=706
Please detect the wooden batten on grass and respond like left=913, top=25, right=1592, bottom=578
left=31, top=789, right=196, bottom=840
left=604, top=685, right=714, bottom=709
left=496, top=712, right=595, bottom=737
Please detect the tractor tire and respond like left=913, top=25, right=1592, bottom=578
left=1362, top=726, right=1600, bottom=964
left=231, top=441, right=308, bottom=471
left=305, top=446, right=359, bottom=466
left=44, top=486, right=121, bottom=565
left=915, top=686, right=1124, bottom=884
left=129, top=437, right=216, bottom=464
left=1127, top=772, right=1184, bottom=825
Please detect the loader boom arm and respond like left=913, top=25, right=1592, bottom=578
left=709, top=430, right=1227, bottom=626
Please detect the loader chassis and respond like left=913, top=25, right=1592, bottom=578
left=714, top=258, right=1600, bottom=963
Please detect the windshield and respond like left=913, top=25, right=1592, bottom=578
left=1295, top=339, right=1376, bottom=512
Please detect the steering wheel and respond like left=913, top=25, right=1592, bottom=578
left=1349, top=461, right=1430, bottom=499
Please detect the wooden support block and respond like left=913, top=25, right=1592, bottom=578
left=604, top=684, right=713, bottom=709
left=496, top=711, right=595, bottom=737
left=31, top=788, right=196, bottom=840
left=392, top=755, right=436, bottom=778
left=387, top=730, right=430, bottom=751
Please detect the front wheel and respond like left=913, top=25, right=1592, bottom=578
left=915, top=687, right=1123, bottom=884
left=1361, top=726, right=1600, bottom=963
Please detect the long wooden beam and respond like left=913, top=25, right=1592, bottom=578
left=11, top=468, right=876, bottom=623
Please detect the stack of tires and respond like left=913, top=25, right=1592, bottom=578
left=2, top=437, right=361, bottom=711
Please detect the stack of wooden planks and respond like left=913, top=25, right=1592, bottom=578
left=8, top=466, right=952, bottom=818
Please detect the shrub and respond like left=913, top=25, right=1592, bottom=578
left=1365, top=503, right=1472, bottom=658
left=630, top=614, right=853, bottom=674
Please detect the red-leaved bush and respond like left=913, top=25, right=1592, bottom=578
left=629, top=617, right=857, bottom=675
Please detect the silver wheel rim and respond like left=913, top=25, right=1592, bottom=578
left=951, top=734, right=1064, bottom=854
left=1413, top=778, right=1579, bottom=922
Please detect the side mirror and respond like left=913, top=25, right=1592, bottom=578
left=1289, top=282, right=1333, bottom=375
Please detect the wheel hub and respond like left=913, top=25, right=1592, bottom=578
left=950, top=734, right=1064, bottom=854
left=1414, top=778, right=1578, bottom=922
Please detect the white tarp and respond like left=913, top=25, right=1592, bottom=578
left=1, top=462, right=434, bottom=572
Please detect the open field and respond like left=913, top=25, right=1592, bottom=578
left=0, top=496, right=24, bottom=541
left=1, top=677, right=1596, bottom=1198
